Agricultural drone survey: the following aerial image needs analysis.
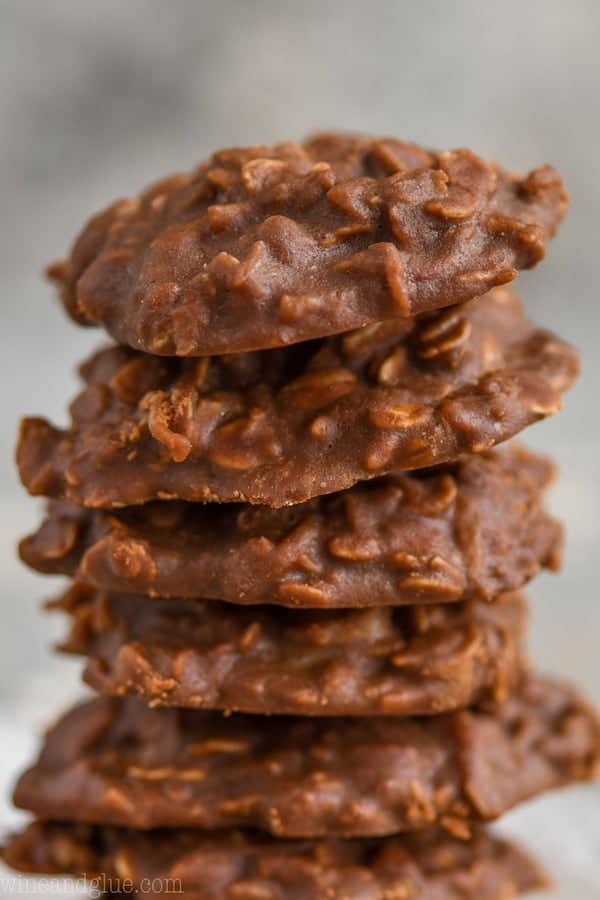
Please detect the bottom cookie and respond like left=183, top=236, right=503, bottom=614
left=3, top=822, right=547, bottom=900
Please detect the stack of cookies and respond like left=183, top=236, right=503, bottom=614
left=5, top=134, right=599, bottom=899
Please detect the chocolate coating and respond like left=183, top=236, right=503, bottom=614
left=14, top=675, right=599, bottom=838
left=21, top=446, right=562, bottom=608
left=3, top=823, right=547, bottom=900
left=17, top=288, right=579, bottom=508
left=53, top=584, right=526, bottom=716
left=49, top=133, right=567, bottom=357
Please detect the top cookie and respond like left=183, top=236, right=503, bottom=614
left=49, top=133, right=567, bottom=356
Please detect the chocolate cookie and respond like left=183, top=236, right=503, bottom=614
left=14, top=675, right=599, bottom=838
left=53, top=584, right=526, bottom=716
left=17, top=288, right=579, bottom=508
left=21, top=447, right=561, bottom=608
left=48, top=133, right=567, bottom=357
left=3, top=822, right=547, bottom=900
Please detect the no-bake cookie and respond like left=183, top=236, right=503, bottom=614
left=53, top=584, right=526, bottom=716
left=2, top=823, right=547, bottom=900
left=14, top=675, right=599, bottom=838
left=21, top=446, right=561, bottom=608
left=18, top=288, right=578, bottom=508
left=48, top=133, right=567, bottom=357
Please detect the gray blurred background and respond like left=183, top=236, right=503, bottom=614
left=0, top=1, right=598, bottom=896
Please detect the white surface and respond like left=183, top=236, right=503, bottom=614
left=0, top=1, right=599, bottom=896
